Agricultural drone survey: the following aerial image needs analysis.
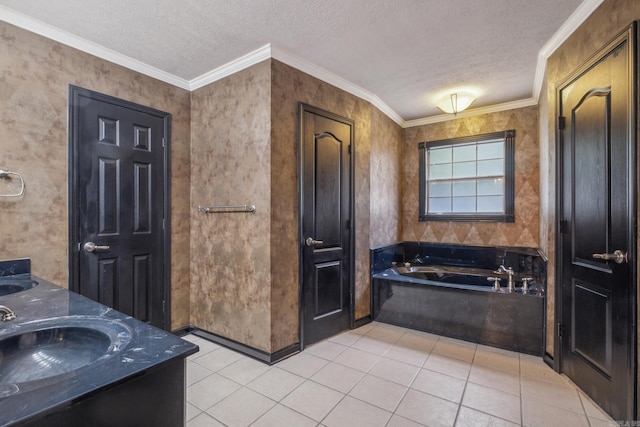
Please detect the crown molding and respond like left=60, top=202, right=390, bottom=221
left=404, top=98, right=537, bottom=128
left=270, top=46, right=404, bottom=125
left=0, top=6, right=191, bottom=90
left=189, top=45, right=272, bottom=91
left=532, top=0, right=604, bottom=102
left=1, top=2, right=599, bottom=127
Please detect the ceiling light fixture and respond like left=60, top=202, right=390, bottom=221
left=436, top=91, right=477, bottom=115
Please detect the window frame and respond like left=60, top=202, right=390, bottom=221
left=418, top=129, right=515, bottom=222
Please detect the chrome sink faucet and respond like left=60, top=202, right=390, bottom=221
left=0, top=305, right=16, bottom=321
left=495, top=265, right=515, bottom=292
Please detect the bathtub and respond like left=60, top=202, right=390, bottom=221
left=382, top=265, right=541, bottom=292
left=371, top=243, right=546, bottom=355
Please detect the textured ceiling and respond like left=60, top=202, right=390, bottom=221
left=0, top=0, right=587, bottom=120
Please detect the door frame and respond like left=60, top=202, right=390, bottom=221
left=554, top=24, right=637, bottom=417
left=67, top=85, right=172, bottom=329
left=297, top=103, right=355, bottom=350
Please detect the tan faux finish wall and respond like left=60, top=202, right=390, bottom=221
left=270, top=59, right=374, bottom=345
left=0, top=21, right=192, bottom=330
left=402, top=107, right=539, bottom=248
left=370, top=106, right=404, bottom=248
left=540, top=0, right=640, bottom=357
left=189, top=61, right=272, bottom=351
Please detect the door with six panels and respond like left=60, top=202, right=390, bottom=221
left=69, top=86, right=170, bottom=329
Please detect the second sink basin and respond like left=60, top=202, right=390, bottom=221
left=0, top=317, right=131, bottom=396
left=0, top=279, right=38, bottom=296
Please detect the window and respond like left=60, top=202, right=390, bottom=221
left=419, top=130, right=515, bottom=222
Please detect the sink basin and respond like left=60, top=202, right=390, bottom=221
left=0, top=279, right=38, bottom=296
left=0, top=317, right=131, bottom=396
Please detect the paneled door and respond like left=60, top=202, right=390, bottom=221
left=299, top=104, right=354, bottom=347
left=69, top=86, right=170, bottom=329
left=557, top=25, right=636, bottom=421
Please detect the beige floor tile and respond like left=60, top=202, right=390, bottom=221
left=349, top=374, right=408, bottom=412
left=461, top=382, right=521, bottom=424
left=305, top=340, right=349, bottom=360
left=281, top=380, right=344, bottom=421
left=311, top=361, right=365, bottom=393
left=192, top=347, right=244, bottom=372
left=396, top=389, right=459, bottom=427
left=519, top=354, right=570, bottom=386
left=431, top=337, right=477, bottom=362
left=217, top=356, right=270, bottom=385
left=411, top=368, right=466, bottom=403
left=187, top=372, right=241, bottom=411
left=423, top=353, right=471, bottom=380
left=187, top=412, right=225, bottom=427
left=588, top=418, right=619, bottom=427
left=276, top=352, right=328, bottom=378
left=351, top=322, right=375, bottom=335
left=455, top=406, right=520, bottom=427
left=251, top=404, right=318, bottom=427
left=579, top=392, right=615, bottom=421
left=384, top=344, right=430, bottom=367
left=187, top=359, right=213, bottom=386
left=186, top=336, right=221, bottom=358
left=246, top=367, right=306, bottom=401
left=351, top=335, right=395, bottom=355
left=186, top=402, right=201, bottom=422
left=333, top=347, right=381, bottom=372
left=386, top=414, right=427, bottom=427
left=366, top=323, right=406, bottom=343
left=473, top=348, right=520, bottom=374
left=521, top=376, right=583, bottom=414
left=323, top=395, right=392, bottom=427
left=327, top=331, right=362, bottom=346
left=206, top=387, right=275, bottom=426
left=468, top=364, right=520, bottom=395
left=398, top=330, right=439, bottom=351
left=522, top=399, right=589, bottom=427
left=369, top=357, right=420, bottom=386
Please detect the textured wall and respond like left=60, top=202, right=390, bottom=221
left=0, top=21, right=191, bottom=330
left=402, top=107, right=539, bottom=247
left=540, top=0, right=640, bottom=357
left=190, top=61, right=273, bottom=352
left=370, top=107, right=404, bottom=248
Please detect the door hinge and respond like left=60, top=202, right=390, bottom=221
left=558, top=116, right=565, bottom=130
left=557, top=323, right=564, bottom=338
left=162, top=300, right=166, bottom=314
left=348, top=144, right=352, bottom=155
left=162, top=137, right=166, bottom=148
left=162, top=218, right=165, bottom=229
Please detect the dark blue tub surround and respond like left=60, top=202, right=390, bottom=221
left=0, top=259, right=198, bottom=426
left=371, top=242, right=546, bottom=355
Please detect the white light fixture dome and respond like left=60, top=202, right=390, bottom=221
left=436, top=91, right=477, bottom=115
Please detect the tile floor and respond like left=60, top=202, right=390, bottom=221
left=182, top=322, right=617, bottom=427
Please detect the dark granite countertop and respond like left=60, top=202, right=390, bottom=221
left=0, top=272, right=198, bottom=426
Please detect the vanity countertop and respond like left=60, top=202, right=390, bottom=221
left=0, top=273, right=198, bottom=426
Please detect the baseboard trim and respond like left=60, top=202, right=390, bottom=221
left=354, top=315, right=372, bottom=329
left=179, top=326, right=300, bottom=365
left=543, top=352, right=555, bottom=370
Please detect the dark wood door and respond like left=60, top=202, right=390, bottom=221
left=299, top=104, right=353, bottom=347
left=558, top=26, right=636, bottom=421
left=69, top=86, right=170, bottom=329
